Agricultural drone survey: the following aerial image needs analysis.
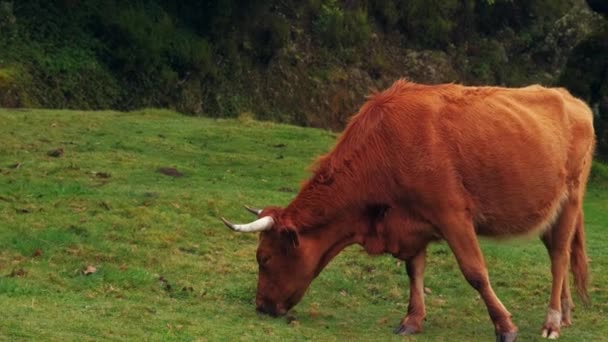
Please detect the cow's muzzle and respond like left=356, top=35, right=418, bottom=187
left=256, top=298, right=287, bottom=317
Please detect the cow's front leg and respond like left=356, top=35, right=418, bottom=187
left=394, top=248, right=427, bottom=335
left=441, top=214, right=518, bottom=342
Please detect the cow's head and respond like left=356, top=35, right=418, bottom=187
left=221, top=206, right=321, bottom=316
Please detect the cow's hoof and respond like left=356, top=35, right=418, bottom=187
left=393, top=324, right=419, bottom=335
left=541, top=328, right=560, bottom=339
left=542, top=308, right=561, bottom=339
left=496, top=331, right=517, bottom=342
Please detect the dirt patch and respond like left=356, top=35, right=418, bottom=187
left=9, top=268, right=27, bottom=278
left=158, top=167, right=183, bottom=177
left=95, top=171, right=111, bottom=178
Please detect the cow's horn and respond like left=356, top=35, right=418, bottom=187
left=244, top=205, right=262, bottom=216
left=221, top=216, right=274, bottom=232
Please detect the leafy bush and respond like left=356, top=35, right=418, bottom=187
left=313, top=0, right=371, bottom=51
left=400, top=0, right=459, bottom=48
left=559, top=24, right=608, bottom=158
left=91, top=2, right=216, bottom=109
left=590, top=161, right=608, bottom=184
left=15, top=41, right=117, bottom=108
left=467, top=38, right=509, bottom=84
left=369, top=0, right=399, bottom=32
left=0, top=64, right=35, bottom=107
left=251, top=14, right=290, bottom=64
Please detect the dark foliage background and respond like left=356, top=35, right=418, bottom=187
left=0, top=0, right=606, bottom=156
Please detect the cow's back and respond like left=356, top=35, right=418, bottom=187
left=375, top=81, right=594, bottom=236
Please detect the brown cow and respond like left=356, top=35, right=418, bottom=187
left=221, top=80, right=595, bottom=341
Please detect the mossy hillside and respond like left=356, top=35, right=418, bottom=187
left=0, top=0, right=602, bottom=129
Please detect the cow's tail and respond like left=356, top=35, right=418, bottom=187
left=571, top=210, right=590, bottom=305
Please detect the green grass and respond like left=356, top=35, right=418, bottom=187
left=0, top=108, right=606, bottom=341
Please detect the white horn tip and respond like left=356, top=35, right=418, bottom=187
left=244, top=205, right=262, bottom=215
left=220, top=217, right=236, bottom=231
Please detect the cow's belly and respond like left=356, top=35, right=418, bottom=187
left=473, top=188, right=568, bottom=237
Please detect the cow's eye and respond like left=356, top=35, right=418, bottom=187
left=258, top=255, right=271, bottom=266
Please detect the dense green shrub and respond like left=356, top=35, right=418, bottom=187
left=27, top=46, right=120, bottom=109
left=559, top=23, right=608, bottom=158
left=0, top=1, right=121, bottom=109
left=369, top=0, right=399, bottom=32
left=590, top=161, right=608, bottom=184
left=0, top=64, right=35, bottom=107
left=90, top=2, right=217, bottom=108
left=368, top=0, right=574, bottom=49
left=313, top=0, right=371, bottom=51
left=400, top=0, right=459, bottom=48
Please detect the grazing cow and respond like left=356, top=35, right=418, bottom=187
left=221, top=80, right=595, bottom=341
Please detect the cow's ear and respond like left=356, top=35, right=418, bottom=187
left=281, top=227, right=300, bottom=249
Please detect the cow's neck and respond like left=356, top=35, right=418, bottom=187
left=282, top=166, right=396, bottom=275
left=283, top=175, right=366, bottom=230
left=310, top=228, right=360, bottom=277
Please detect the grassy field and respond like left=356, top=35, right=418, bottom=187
left=0, top=108, right=606, bottom=341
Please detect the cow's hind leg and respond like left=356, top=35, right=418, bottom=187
left=440, top=213, right=518, bottom=342
left=540, top=232, right=574, bottom=327
left=394, top=247, right=427, bottom=335
left=560, top=273, right=574, bottom=327
left=540, top=199, right=581, bottom=339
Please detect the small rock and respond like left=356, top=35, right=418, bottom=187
left=424, top=287, right=432, bottom=294
left=47, top=148, right=64, bottom=157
